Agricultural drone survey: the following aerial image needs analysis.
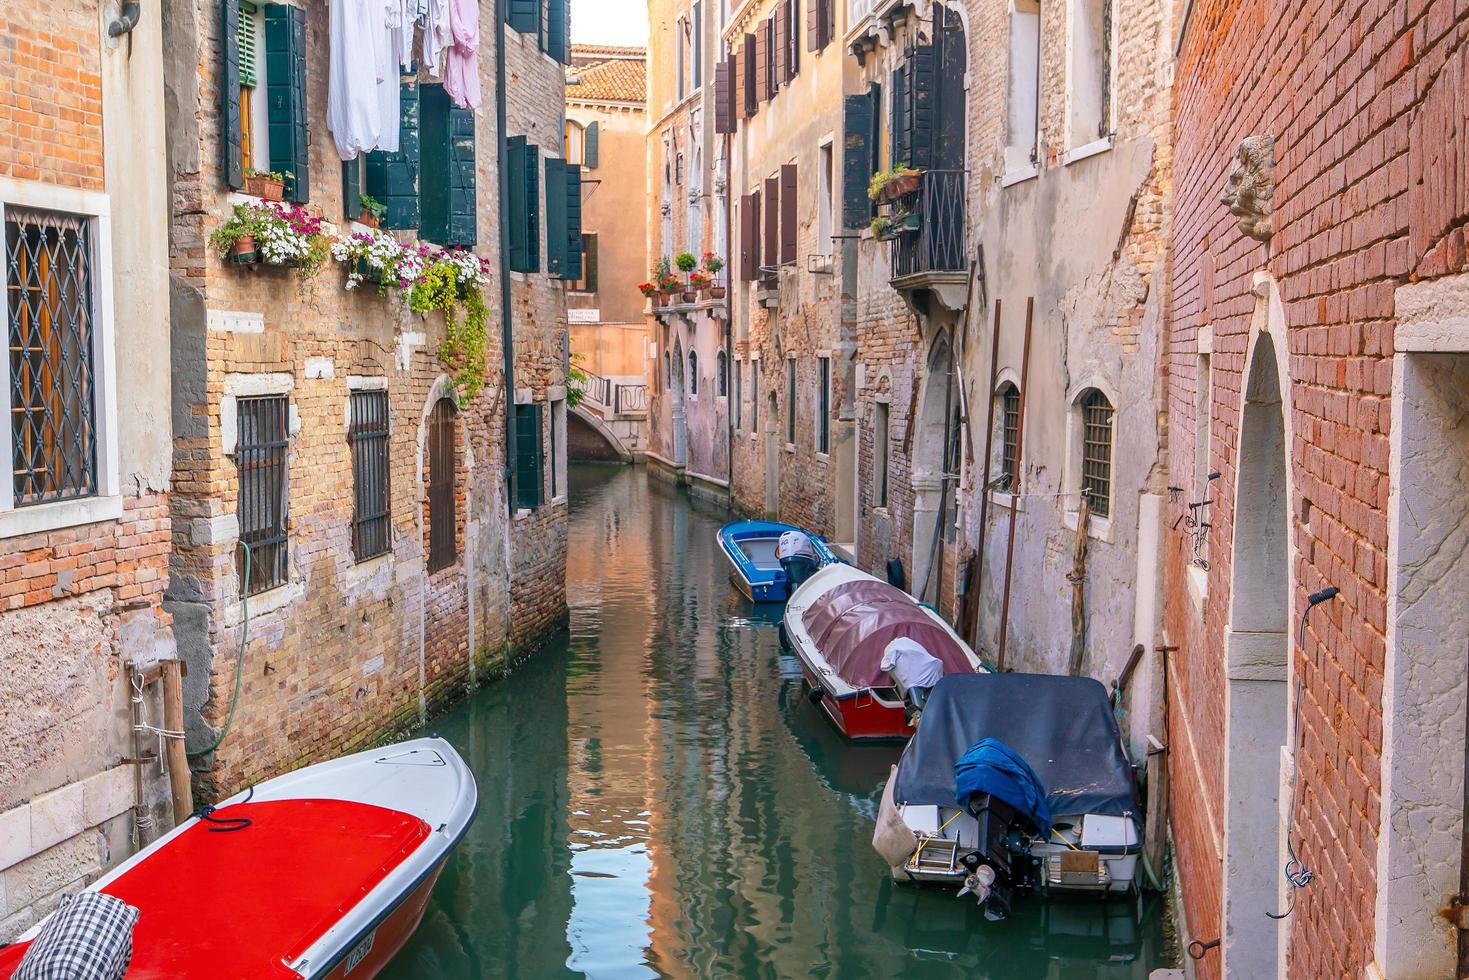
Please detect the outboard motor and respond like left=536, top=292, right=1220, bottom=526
left=957, top=793, right=1036, bottom=920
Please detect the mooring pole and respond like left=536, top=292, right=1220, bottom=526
left=995, top=297, right=1033, bottom=671
left=963, top=299, right=1003, bottom=649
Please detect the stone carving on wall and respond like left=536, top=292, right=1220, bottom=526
left=1221, top=135, right=1276, bottom=241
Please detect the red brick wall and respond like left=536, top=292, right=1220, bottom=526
left=0, top=7, right=105, bottom=189
left=1166, top=2, right=1464, bottom=975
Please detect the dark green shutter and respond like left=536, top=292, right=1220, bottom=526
left=547, top=0, right=569, bottom=63
left=365, top=80, right=420, bottom=228
left=564, top=164, right=583, bottom=280
left=905, top=44, right=937, bottom=172
left=583, top=234, right=598, bottom=291
left=508, top=0, right=537, bottom=33
left=507, top=137, right=540, bottom=273
left=583, top=121, right=599, bottom=169
left=265, top=3, right=308, bottom=203
left=221, top=0, right=244, bottom=189
left=890, top=65, right=908, bottom=169
left=342, top=157, right=362, bottom=220
left=544, top=160, right=582, bottom=279
left=419, top=84, right=476, bottom=246
left=514, top=404, right=543, bottom=509
left=842, top=92, right=873, bottom=228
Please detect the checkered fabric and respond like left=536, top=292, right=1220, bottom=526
left=13, top=892, right=139, bottom=980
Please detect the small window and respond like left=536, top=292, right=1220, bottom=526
left=996, top=382, right=1020, bottom=491
left=1194, top=354, right=1212, bottom=494
left=817, top=356, right=831, bottom=454
left=663, top=351, right=671, bottom=391
left=817, top=142, right=834, bottom=258
left=1067, top=0, right=1112, bottom=146
left=733, top=359, right=743, bottom=428
left=349, top=390, right=390, bottom=561
left=427, top=398, right=457, bottom=572
left=236, top=395, right=289, bottom=596
left=874, top=402, right=890, bottom=508
left=786, top=359, right=797, bottom=444
left=1006, top=0, right=1042, bottom=172
left=238, top=1, right=268, bottom=175
left=688, top=350, right=699, bottom=396
left=565, top=120, right=585, bottom=165
left=1079, top=388, right=1114, bottom=517
left=751, top=361, right=760, bottom=431
left=717, top=351, right=728, bottom=397
left=550, top=398, right=565, bottom=500
left=573, top=233, right=599, bottom=293
left=6, top=207, right=98, bottom=507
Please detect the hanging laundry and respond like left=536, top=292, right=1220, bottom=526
left=375, top=0, right=414, bottom=152
left=443, top=0, right=481, bottom=110
left=421, top=0, right=450, bottom=77
left=328, top=0, right=383, bottom=160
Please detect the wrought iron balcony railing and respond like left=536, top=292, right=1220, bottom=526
left=890, top=169, right=967, bottom=282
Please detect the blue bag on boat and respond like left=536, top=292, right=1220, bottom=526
left=954, top=738, right=1052, bottom=836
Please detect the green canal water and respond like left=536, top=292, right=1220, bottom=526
left=381, top=464, right=1171, bottom=979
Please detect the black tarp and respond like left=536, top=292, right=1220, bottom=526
left=892, top=673, right=1140, bottom=823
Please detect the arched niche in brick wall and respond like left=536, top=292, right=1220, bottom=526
left=1219, top=272, right=1296, bottom=980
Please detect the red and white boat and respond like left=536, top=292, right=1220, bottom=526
left=0, top=737, right=477, bottom=979
left=783, top=563, right=988, bottom=740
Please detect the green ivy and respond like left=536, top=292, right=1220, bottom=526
left=410, top=263, right=490, bottom=405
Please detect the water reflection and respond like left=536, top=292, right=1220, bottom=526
left=382, top=465, right=1168, bottom=979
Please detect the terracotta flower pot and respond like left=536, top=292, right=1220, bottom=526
left=229, top=235, right=258, bottom=263
left=708, top=286, right=727, bottom=299
left=358, top=211, right=380, bottom=229
left=246, top=174, right=285, bottom=201
left=681, top=291, right=697, bottom=304
left=880, top=171, right=920, bottom=201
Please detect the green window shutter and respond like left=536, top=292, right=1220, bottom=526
left=365, top=80, right=420, bottom=228
left=583, top=233, right=598, bottom=292
left=547, top=0, right=569, bottom=63
left=905, top=44, right=937, bottom=172
left=514, top=404, right=543, bottom=509
left=238, top=1, right=259, bottom=87
left=583, top=121, right=599, bottom=169
left=265, top=3, right=309, bottom=202
left=544, top=158, right=567, bottom=276
left=221, top=0, right=244, bottom=189
left=508, top=0, right=537, bottom=33
left=419, top=85, right=476, bottom=246
left=564, top=164, right=583, bottom=280
left=890, top=65, right=908, bottom=169
left=342, top=157, right=362, bottom=221
left=507, top=139, right=541, bottom=272
left=842, top=92, right=873, bottom=228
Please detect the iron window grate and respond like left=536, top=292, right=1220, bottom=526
left=7, top=207, right=97, bottom=508
left=349, top=390, right=390, bottom=561
left=237, top=395, right=289, bottom=595
left=427, top=398, right=457, bottom=572
left=818, top=356, right=830, bottom=454
left=786, top=360, right=796, bottom=443
left=1080, top=389, right=1114, bottom=517
left=998, top=383, right=1020, bottom=491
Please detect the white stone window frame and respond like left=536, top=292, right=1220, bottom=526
left=1186, top=326, right=1213, bottom=611
left=731, top=355, right=743, bottom=435
left=870, top=387, right=892, bottom=514
left=220, top=371, right=301, bottom=624
left=1061, top=376, right=1117, bottom=543
left=814, top=350, right=833, bottom=461
left=0, top=179, right=123, bottom=540
left=784, top=355, right=798, bottom=453
left=986, top=367, right=1026, bottom=514
left=1002, top=0, right=1043, bottom=184
left=343, top=376, right=393, bottom=585
left=548, top=385, right=568, bottom=505
left=816, top=136, right=836, bottom=260
left=1061, top=0, right=1117, bottom=161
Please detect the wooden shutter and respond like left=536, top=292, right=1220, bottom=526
left=514, top=404, right=543, bottom=509
left=507, top=137, right=541, bottom=272
left=365, top=80, right=420, bottom=228
left=739, top=193, right=757, bottom=281
left=221, top=0, right=244, bottom=189
left=545, top=159, right=582, bottom=278
left=427, top=399, right=457, bottom=572
left=582, top=233, right=598, bottom=291
left=342, top=157, right=362, bottom=220
left=692, top=1, right=702, bottom=88
left=583, top=121, right=599, bottom=168
left=890, top=65, right=908, bottom=168
left=906, top=44, right=937, bottom=171
left=547, top=0, right=569, bottom=63
left=509, top=0, right=537, bottom=33
left=741, top=35, right=757, bottom=116
left=755, top=22, right=769, bottom=103
left=775, top=5, right=788, bottom=87
left=780, top=164, right=797, bottom=265
left=265, top=3, right=308, bottom=203
left=786, top=0, right=800, bottom=80
left=564, top=163, right=583, bottom=280
left=714, top=59, right=734, bottom=134
left=445, top=100, right=477, bottom=246
left=416, top=86, right=477, bottom=246
left=807, top=0, right=820, bottom=52
left=842, top=92, right=873, bottom=228
left=763, top=176, right=779, bottom=273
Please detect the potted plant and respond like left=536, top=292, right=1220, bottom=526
left=638, top=281, right=660, bottom=308
left=358, top=194, right=387, bottom=229
left=245, top=168, right=287, bottom=202
left=209, top=203, right=264, bottom=262
left=895, top=209, right=922, bottom=233
left=209, top=200, right=330, bottom=275
left=870, top=215, right=896, bottom=241
left=702, top=252, right=727, bottom=299
left=868, top=164, right=921, bottom=203
left=689, top=270, right=712, bottom=296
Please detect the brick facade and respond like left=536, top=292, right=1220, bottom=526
left=162, top=0, right=569, bottom=799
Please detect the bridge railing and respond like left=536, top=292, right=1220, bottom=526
left=614, top=384, right=648, bottom=416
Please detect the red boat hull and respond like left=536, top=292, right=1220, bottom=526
left=317, top=862, right=443, bottom=979
left=801, top=662, right=912, bottom=740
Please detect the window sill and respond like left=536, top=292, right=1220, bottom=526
left=225, top=579, right=304, bottom=628
left=1061, top=135, right=1114, bottom=166
left=999, top=166, right=1040, bottom=188
left=987, top=489, right=1024, bottom=513
left=1186, top=562, right=1208, bottom=615
left=345, top=552, right=392, bottom=591
left=784, top=442, right=796, bottom=453
left=0, top=495, right=124, bottom=540
left=815, top=451, right=830, bottom=463
left=1063, top=507, right=1114, bottom=544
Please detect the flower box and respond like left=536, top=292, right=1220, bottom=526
left=358, top=211, right=380, bottom=230
left=245, top=173, right=286, bottom=201
left=880, top=171, right=921, bottom=201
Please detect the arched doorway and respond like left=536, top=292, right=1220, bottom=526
left=670, top=337, right=687, bottom=466
left=910, top=331, right=956, bottom=602
left=1221, top=327, right=1291, bottom=978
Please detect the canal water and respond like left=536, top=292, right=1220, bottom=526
left=382, top=464, right=1170, bottom=979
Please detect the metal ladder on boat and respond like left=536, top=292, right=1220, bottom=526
left=908, top=836, right=961, bottom=874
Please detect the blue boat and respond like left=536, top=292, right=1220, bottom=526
left=717, top=520, right=840, bottom=603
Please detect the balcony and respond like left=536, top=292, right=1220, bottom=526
left=888, top=169, right=969, bottom=312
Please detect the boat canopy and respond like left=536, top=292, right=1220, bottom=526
left=893, top=673, right=1139, bottom=823
left=800, top=579, right=973, bottom=688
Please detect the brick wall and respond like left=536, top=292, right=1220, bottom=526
left=0, top=6, right=105, bottom=189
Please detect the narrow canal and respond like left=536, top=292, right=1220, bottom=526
left=382, top=464, right=1170, bottom=978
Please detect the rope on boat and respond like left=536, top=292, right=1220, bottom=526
left=909, top=808, right=964, bottom=865
left=187, top=541, right=253, bottom=759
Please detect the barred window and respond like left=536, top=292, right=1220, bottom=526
left=786, top=359, right=796, bottom=444
left=717, top=350, right=728, bottom=397
left=237, top=395, right=289, bottom=595
left=349, top=390, right=390, bottom=561
left=427, top=398, right=457, bottom=572
left=7, top=207, right=97, bottom=507
left=997, top=382, right=1020, bottom=491
left=817, top=356, right=830, bottom=454
left=874, top=402, right=890, bottom=508
left=688, top=350, right=698, bottom=396
left=1079, top=388, right=1114, bottom=517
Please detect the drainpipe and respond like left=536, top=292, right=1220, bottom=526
left=496, top=0, right=516, bottom=517
left=725, top=134, right=734, bottom=498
